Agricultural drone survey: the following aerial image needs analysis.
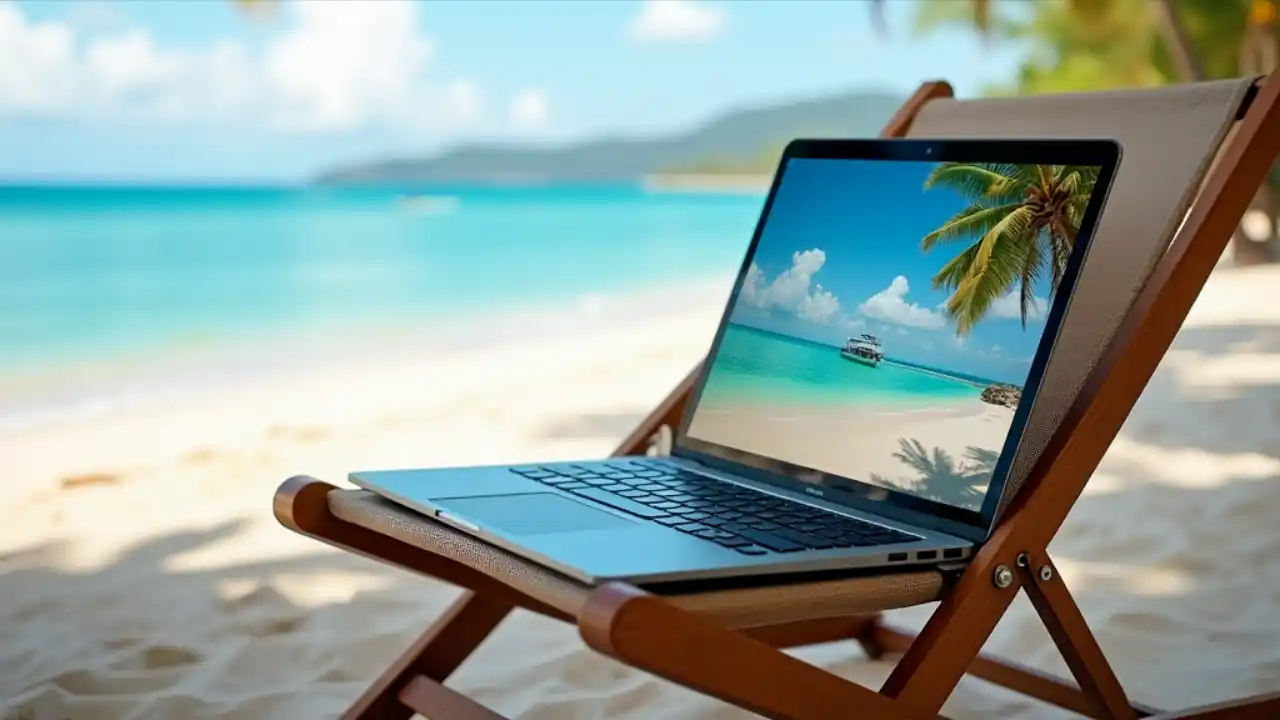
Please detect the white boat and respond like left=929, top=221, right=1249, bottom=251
left=840, top=334, right=884, bottom=367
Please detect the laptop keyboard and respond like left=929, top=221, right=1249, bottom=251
left=511, top=461, right=917, bottom=556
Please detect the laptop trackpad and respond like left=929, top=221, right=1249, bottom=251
left=435, top=493, right=635, bottom=535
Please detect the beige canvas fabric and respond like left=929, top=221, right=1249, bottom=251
left=906, top=78, right=1257, bottom=518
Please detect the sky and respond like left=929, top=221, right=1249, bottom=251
left=0, top=0, right=1025, bottom=182
left=727, top=158, right=1057, bottom=384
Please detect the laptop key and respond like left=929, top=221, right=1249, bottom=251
left=557, top=482, right=589, bottom=490
left=713, top=536, right=753, bottom=548
left=675, top=523, right=712, bottom=533
left=655, top=516, right=686, bottom=526
left=570, top=488, right=669, bottom=519
left=682, top=512, right=711, bottom=522
left=734, top=545, right=769, bottom=556
left=617, top=489, right=646, bottom=498
left=734, top=527, right=805, bottom=553
left=770, top=527, right=838, bottom=549
left=582, top=478, right=615, bottom=487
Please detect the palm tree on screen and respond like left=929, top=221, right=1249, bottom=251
left=920, top=163, right=1098, bottom=334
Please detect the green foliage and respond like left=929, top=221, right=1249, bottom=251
left=921, top=163, right=1097, bottom=335
left=914, top=0, right=1270, bottom=93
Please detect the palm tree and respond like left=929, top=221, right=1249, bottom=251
left=920, top=163, right=1098, bottom=335
left=903, top=0, right=1279, bottom=264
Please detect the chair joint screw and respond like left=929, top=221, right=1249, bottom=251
left=1038, top=565, right=1053, bottom=582
left=1015, top=552, right=1029, bottom=567
left=993, top=565, right=1014, bottom=589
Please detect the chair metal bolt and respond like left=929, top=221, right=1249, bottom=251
left=993, top=565, right=1014, bottom=589
left=1039, top=565, right=1053, bottom=582
left=1015, top=553, right=1029, bottom=567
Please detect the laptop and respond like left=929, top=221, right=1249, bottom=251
left=352, top=138, right=1121, bottom=586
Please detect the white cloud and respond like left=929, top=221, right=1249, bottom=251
left=741, top=249, right=840, bottom=324
left=264, top=0, right=433, bottom=132
left=445, top=80, right=482, bottom=123
left=0, top=3, right=78, bottom=114
left=66, top=1, right=126, bottom=35
left=629, top=0, right=725, bottom=43
left=0, top=0, right=480, bottom=134
left=510, top=87, right=549, bottom=128
left=85, top=30, right=185, bottom=107
left=989, top=288, right=1047, bottom=321
left=858, top=276, right=946, bottom=329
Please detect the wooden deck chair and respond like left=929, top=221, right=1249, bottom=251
left=274, top=70, right=1280, bottom=720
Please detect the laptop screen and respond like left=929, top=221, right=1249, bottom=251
left=681, top=153, right=1109, bottom=524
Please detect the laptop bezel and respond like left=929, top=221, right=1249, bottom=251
left=672, top=138, right=1121, bottom=543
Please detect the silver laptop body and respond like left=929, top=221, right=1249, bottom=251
left=353, top=138, right=1121, bottom=586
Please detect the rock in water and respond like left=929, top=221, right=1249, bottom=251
left=981, top=384, right=1022, bottom=409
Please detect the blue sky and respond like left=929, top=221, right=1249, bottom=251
left=0, top=0, right=1024, bottom=182
left=727, top=158, right=1054, bottom=384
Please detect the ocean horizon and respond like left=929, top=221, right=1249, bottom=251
left=0, top=184, right=762, bottom=430
left=0, top=184, right=763, bottom=367
left=698, top=323, right=1001, bottom=410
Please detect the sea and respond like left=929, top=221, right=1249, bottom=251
left=699, top=324, right=993, bottom=410
left=0, top=185, right=763, bottom=429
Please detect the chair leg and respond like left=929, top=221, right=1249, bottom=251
left=342, top=591, right=512, bottom=720
left=871, top=624, right=1162, bottom=718
left=580, top=583, right=925, bottom=720
left=1019, top=555, right=1136, bottom=720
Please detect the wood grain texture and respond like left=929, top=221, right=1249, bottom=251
left=579, top=583, right=918, bottom=720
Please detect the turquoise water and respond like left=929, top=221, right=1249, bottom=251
left=0, top=185, right=763, bottom=371
left=700, top=324, right=986, bottom=408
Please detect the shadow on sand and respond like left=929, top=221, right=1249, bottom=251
left=870, top=439, right=997, bottom=510
left=4, top=311, right=1278, bottom=718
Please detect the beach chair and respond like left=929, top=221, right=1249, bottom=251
left=274, top=70, right=1280, bottom=720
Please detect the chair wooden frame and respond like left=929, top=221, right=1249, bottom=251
left=274, top=71, right=1280, bottom=720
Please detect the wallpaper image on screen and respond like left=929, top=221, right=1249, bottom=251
left=686, top=158, right=1102, bottom=512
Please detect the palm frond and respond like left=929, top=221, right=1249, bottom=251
left=921, top=201, right=1026, bottom=250
left=972, top=204, right=1036, bottom=274
left=1018, top=232, right=1048, bottom=328
left=923, top=163, right=1030, bottom=201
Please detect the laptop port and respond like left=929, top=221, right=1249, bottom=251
left=943, top=548, right=963, bottom=559
left=916, top=550, right=937, bottom=560
left=888, top=552, right=908, bottom=562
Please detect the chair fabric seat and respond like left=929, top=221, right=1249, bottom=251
left=328, top=489, right=946, bottom=629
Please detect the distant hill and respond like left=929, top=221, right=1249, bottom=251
left=316, top=91, right=905, bottom=185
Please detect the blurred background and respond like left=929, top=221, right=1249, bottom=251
left=3, top=3, right=1280, bottom=719
left=2, top=0, right=1276, bottom=397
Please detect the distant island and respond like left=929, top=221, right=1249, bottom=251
left=316, top=91, right=904, bottom=186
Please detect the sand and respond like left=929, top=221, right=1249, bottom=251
left=688, top=398, right=1013, bottom=511
left=3, top=266, right=1280, bottom=719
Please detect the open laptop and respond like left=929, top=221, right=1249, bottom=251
left=352, top=138, right=1121, bottom=586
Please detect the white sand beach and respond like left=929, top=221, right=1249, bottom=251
left=3, top=266, right=1280, bottom=719
left=688, top=398, right=1013, bottom=510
